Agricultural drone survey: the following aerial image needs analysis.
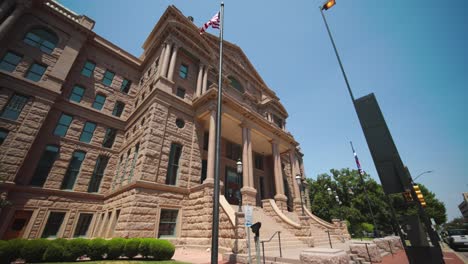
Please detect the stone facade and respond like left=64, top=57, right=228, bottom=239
left=0, top=0, right=348, bottom=250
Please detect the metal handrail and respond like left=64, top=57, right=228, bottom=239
left=260, top=231, right=282, bottom=264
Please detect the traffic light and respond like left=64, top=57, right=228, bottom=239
left=403, top=191, right=413, bottom=202
left=413, top=185, right=426, bottom=207
left=250, top=222, right=261, bottom=237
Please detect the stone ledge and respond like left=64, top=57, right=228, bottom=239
left=300, top=248, right=350, bottom=264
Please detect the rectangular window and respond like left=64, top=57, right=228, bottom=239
left=128, top=143, right=140, bottom=182
left=88, top=155, right=109, bottom=193
left=109, top=209, right=120, bottom=237
left=69, top=85, right=85, bottom=103
left=112, top=101, right=125, bottom=117
left=120, top=79, right=131, bottom=93
left=254, top=154, right=264, bottom=170
left=176, top=87, right=186, bottom=99
left=119, top=150, right=131, bottom=186
left=102, top=128, right=117, bottom=148
left=259, top=176, right=265, bottom=200
left=226, top=141, right=241, bottom=161
left=200, top=159, right=207, bottom=184
left=61, top=151, right=86, bottom=190
left=92, top=94, right=106, bottom=110
left=30, top=145, right=59, bottom=187
left=273, top=115, right=283, bottom=129
left=102, top=70, right=115, bottom=86
left=81, top=61, right=95, bottom=77
left=73, top=213, right=93, bottom=238
left=0, top=51, right=22, bottom=72
left=179, top=64, right=188, bottom=79
left=203, top=132, right=209, bottom=151
left=79, top=121, right=96, bottom=143
left=41, top=212, right=65, bottom=238
left=25, top=63, right=46, bottom=82
left=112, top=155, right=123, bottom=191
left=0, top=94, right=28, bottom=120
left=166, top=143, right=182, bottom=185
left=158, top=209, right=178, bottom=238
left=0, top=129, right=8, bottom=145
left=53, top=113, right=73, bottom=137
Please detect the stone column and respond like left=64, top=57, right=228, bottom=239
left=0, top=0, right=14, bottom=21
left=196, top=64, right=204, bottom=97
left=202, top=66, right=209, bottom=93
left=160, top=42, right=172, bottom=78
left=167, top=44, right=179, bottom=81
left=156, top=44, right=166, bottom=77
left=204, top=110, right=216, bottom=184
left=241, top=125, right=257, bottom=205
left=289, top=150, right=302, bottom=207
left=0, top=3, right=27, bottom=40
left=272, top=140, right=287, bottom=210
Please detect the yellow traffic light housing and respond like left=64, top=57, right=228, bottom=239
left=413, top=185, right=426, bottom=207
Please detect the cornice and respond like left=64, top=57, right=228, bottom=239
left=54, top=100, right=126, bottom=130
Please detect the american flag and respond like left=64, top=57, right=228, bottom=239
left=353, top=150, right=363, bottom=175
left=200, top=12, right=220, bottom=34
left=350, top=142, right=364, bottom=175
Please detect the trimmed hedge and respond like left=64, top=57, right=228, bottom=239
left=0, top=237, right=175, bottom=262
left=87, top=238, right=108, bottom=260
left=43, top=241, right=65, bottom=262
left=63, top=238, right=89, bottom=261
left=21, top=239, right=50, bottom=263
left=123, top=238, right=141, bottom=259
left=107, top=237, right=126, bottom=260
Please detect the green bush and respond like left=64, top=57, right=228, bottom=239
left=42, top=240, right=66, bottom=262
left=63, top=238, right=89, bottom=261
left=124, top=238, right=141, bottom=259
left=148, top=239, right=175, bottom=260
left=107, top=237, right=126, bottom=260
left=0, top=240, right=15, bottom=264
left=4, top=238, right=26, bottom=262
left=138, top=238, right=153, bottom=258
left=21, top=239, right=50, bottom=263
left=88, top=238, right=108, bottom=260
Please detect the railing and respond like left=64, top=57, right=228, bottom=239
left=260, top=231, right=282, bottom=264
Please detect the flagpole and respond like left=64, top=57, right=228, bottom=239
left=211, top=2, right=224, bottom=264
left=350, top=141, right=379, bottom=237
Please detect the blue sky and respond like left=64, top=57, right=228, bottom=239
left=58, top=0, right=468, bottom=220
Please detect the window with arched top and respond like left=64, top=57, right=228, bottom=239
left=228, top=76, right=244, bottom=93
left=23, top=28, right=58, bottom=54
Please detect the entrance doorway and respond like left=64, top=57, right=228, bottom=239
left=225, top=167, right=241, bottom=205
left=3, top=210, right=33, bottom=240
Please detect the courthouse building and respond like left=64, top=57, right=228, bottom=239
left=0, top=0, right=348, bottom=251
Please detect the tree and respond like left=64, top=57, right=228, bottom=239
left=391, top=183, right=447, bottom=225
left=308, top=168, right=394, bottom=236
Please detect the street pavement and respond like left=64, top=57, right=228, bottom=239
left=172, top=246, right=468, bottom=264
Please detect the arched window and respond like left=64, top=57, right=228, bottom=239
left=228, top=76, right=244, bottom=93
left=23, top=28, right=58, bottom=54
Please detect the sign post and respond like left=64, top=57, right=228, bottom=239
left=244, top=205, right=253, bottom=264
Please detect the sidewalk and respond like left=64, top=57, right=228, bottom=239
left=173, top=247, right=226, bottom=264
left=380, top=249, right=466, bottom=264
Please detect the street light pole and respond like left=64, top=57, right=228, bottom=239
left=319, top=4, right=355, bottom=104
left=237, top=159, right=243, bottom=212
left=295, top=174, right=305, bottom=216
left=413, top=170, right=433, bottom=182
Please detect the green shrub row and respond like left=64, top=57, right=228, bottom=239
left=0, top=237, right=175, bottom=263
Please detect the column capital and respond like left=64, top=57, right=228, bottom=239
left=270, top=138, right=280, bottom=145
left=239, top=120, right=251, bottom=129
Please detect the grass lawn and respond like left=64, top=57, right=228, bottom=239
left=40, top=261, right=190, bottom=264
